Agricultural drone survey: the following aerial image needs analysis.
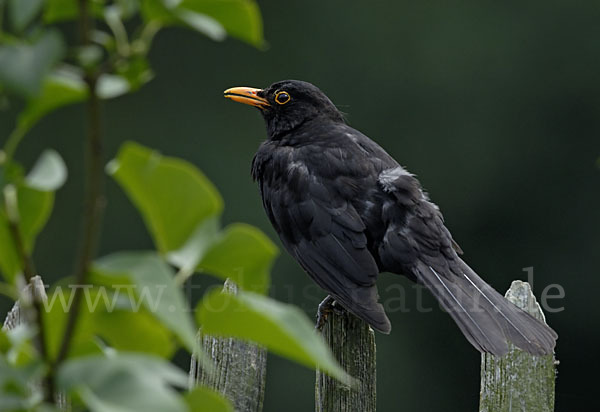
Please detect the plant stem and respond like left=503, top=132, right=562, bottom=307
left=55, top=0, right=105, bottom=365
left=174, top=266, right=195, bottom=286
left=3, top=126, right=27, bottom=167
left=4, top=187, right=54, bottom=401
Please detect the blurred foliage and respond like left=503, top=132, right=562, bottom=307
left=1, top=0, right=598, bottom=411
left=0, top=0, right=349, bottom=410
left=0, top=150, right=62, bottom=281
left=56, top=353, right=193, bottom=412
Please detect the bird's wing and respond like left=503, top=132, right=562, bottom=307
left=378, top=167, right=557, bottom=355
left=261, top=169, right=391, bottom=333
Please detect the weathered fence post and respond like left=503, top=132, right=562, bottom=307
left=315, top=304, right=376, bottom=412
left=479, top=280, right=557, bottom=412
left=189, top=280, right=267, bottom=412
left=2, top=276, right=47, bottom=331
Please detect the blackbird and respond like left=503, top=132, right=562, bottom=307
left=224, top=80, right=557, bottom=356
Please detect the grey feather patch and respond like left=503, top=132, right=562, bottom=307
left=378, top=166, right=413, bottom=192
left=287, top=161, right=309, bottom=175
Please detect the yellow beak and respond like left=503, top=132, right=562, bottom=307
left=224, top=87, right=270, bottom=109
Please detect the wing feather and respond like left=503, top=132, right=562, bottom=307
left=263, top=167, right=391, bottom=333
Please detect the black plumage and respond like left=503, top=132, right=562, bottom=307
left=224, top=80, right=557, bottom=356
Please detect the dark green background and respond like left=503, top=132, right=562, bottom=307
left=2, top=0, right=598, bottom=410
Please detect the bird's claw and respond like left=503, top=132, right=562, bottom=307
left=315, top=295, right=341, bottom=331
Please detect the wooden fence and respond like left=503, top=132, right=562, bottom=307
left=190, top=280, right=558, bottom=412
left=4, top=279, right=556, bottom=412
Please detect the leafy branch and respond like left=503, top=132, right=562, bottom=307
left=0, top=1, right=353, bottom=410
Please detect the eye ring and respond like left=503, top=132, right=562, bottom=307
left=275, top=91, right=291, bottom=105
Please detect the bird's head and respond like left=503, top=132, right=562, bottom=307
left=224, top=80, right=345, bottom=139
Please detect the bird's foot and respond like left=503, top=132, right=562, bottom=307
left=316, top=295, right=335, bottom=331
left=315, top=295, right=344, bottom=331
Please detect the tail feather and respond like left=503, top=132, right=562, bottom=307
left=332, top=285, right=392, bottom=334
left=414, top=259, right=557, bottom=356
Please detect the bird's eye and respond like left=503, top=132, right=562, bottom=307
left=275, top=91, right=291, bottom=105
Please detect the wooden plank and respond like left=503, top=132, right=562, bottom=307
left=316, top=303, right=376, bottom=412
left=479, top=280, right=557, bottom=412
left=189, top=280, right=267, bottom=412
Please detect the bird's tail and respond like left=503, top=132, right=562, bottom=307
left=333, top=285, right=392, bottom=334
left=413, top=259, right=557, bottom=356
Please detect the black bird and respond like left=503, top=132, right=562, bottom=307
left=224, top=80, right=557, bottom=356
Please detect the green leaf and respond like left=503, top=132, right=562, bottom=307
left=198, top=223, right=277, bottom=294
left=92, top=252, right=198, bottom=353
left=75, top=45, right=104, bottom=69
left=14, top=68, right=88, bottom=139
left=16, top=184, right=54, bottom=252
left=0, top=213, right=22, bottom=281
left=197, top=289, right=353, bottom=385
left=139, top=0, right=172, bottom=23
left=0, top=183, right=53, bottom=281
left=180, top=0, right=264, bottom=47
left=43, top=0, right=78, bottom=23
left=0, top=354, right=45, bottom=408
left=42, top=286, right=176, bottom=360
left=97, top=73, right=130, bottom=99
left=114, top=56, right=154, bottom=90
left=107, top=141, right=223, bottom=254
left=140, top=0, right=229, bottom=43
left=4, top=69, right=87, bottom=161
left=185, top=387, right=233, bottom=412
left=91, top=309, right=175, bottom=357
left=8, top=0, right=44, bottom=31
left=2, top=324, right=39, bottom=367
left=166, top=217, right=220, bottom=275
left=115, top=0, right=139, bottom=19
left=57, top=353, right=188, bottom=412
left=0, top=329, right=11, bottom=354
left=43, top=0, right=105, bottom=23
left=174, top=8, right=226, bottom=41
left=0, top=30, right=66, bottom=98
left=25, top=149, right=67, bottom=191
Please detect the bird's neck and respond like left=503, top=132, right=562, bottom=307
left=266, top=115, right=344, bottom=144
left=265, top=114, right=308, bottom=141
